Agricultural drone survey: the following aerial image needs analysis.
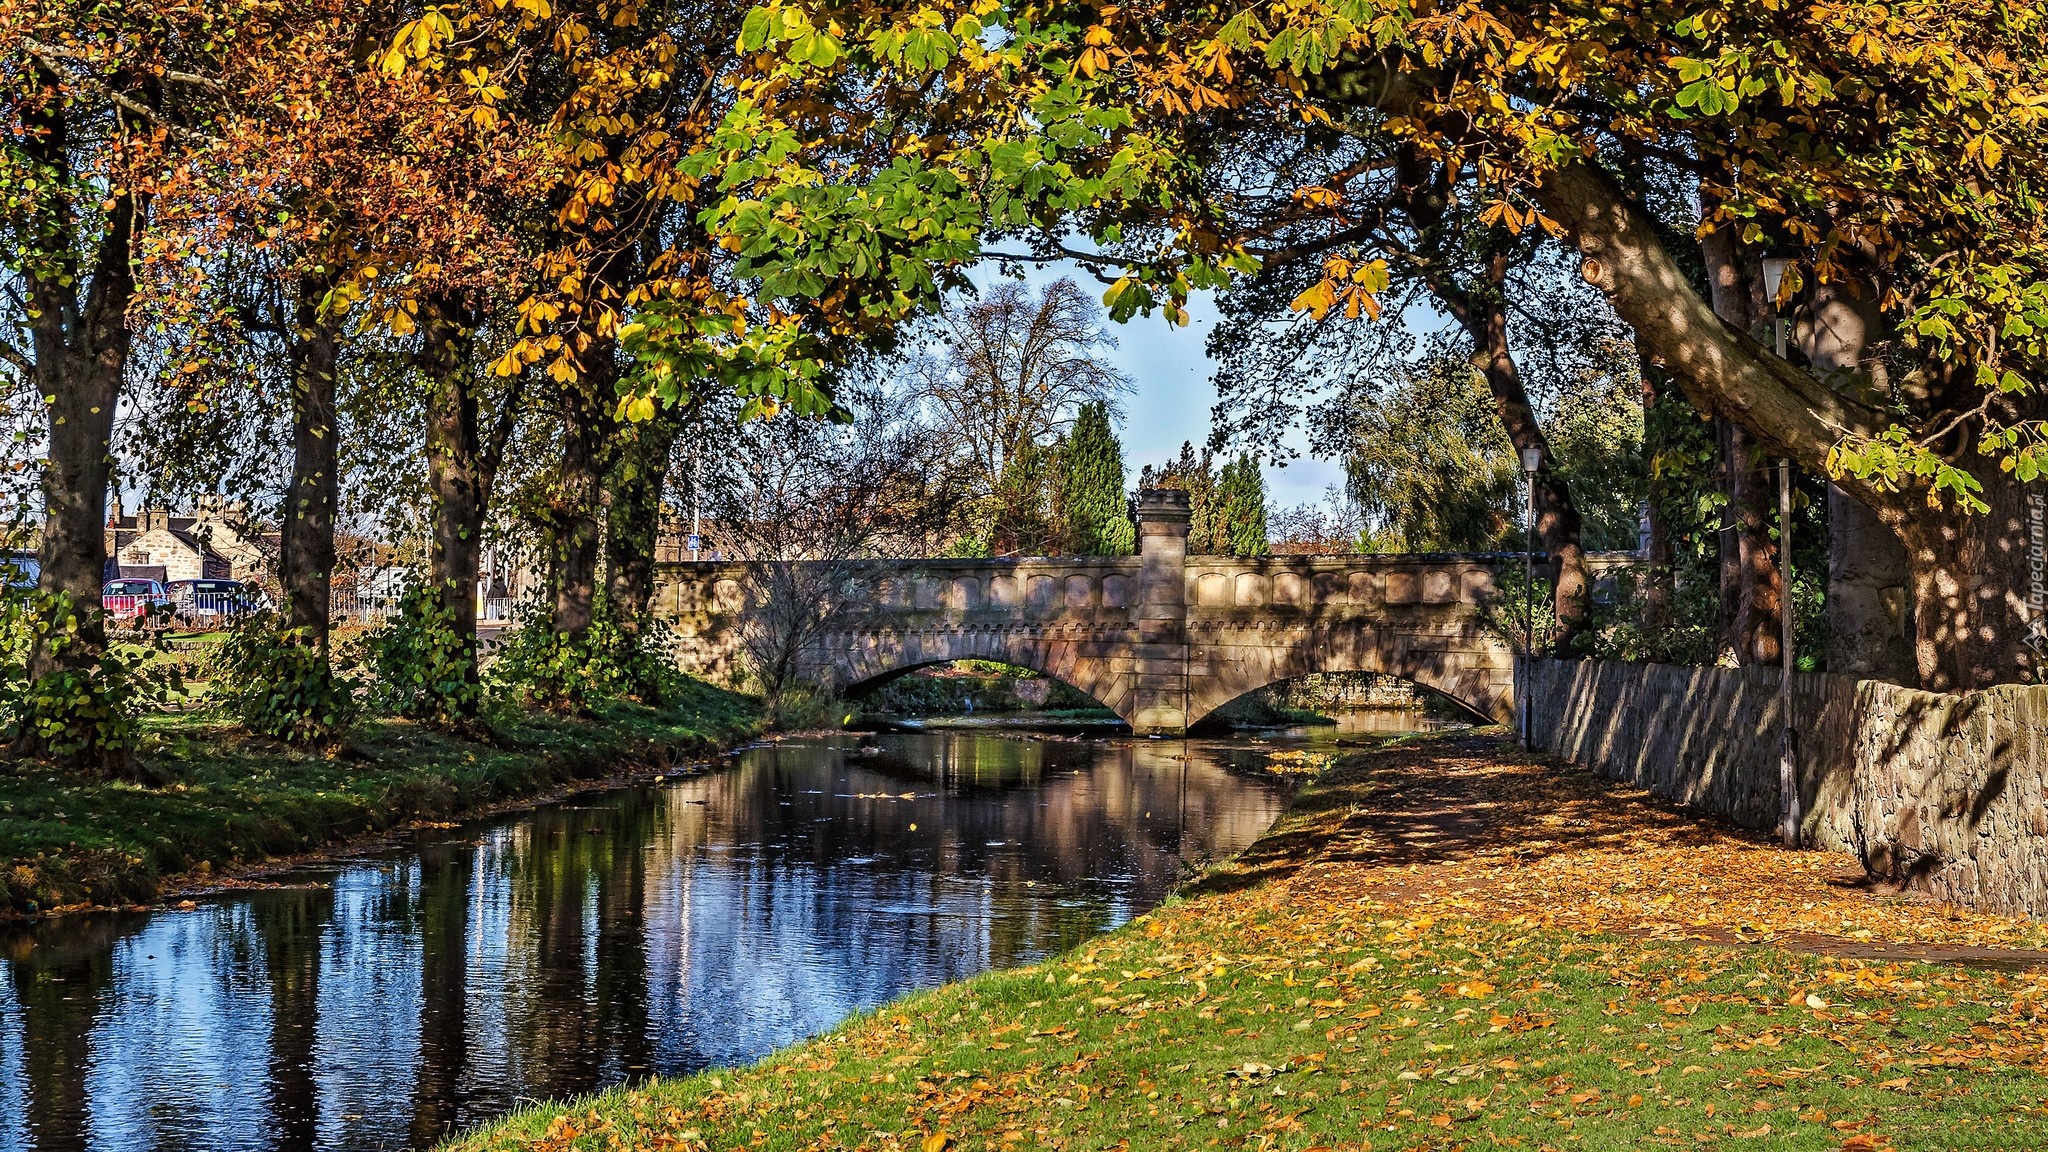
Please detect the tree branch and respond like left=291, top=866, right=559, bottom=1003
left=1533, top=159, right=1891, bottom=473
left=22, top=39, right=223, bottom=146
left=0, top=334, right=33, bottom=380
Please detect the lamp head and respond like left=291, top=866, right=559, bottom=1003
left=1519, top=447, right=1543, bottom=475
left=1760, top=256, right=1795, bottom=308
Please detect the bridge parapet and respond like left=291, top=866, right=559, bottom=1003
left=653, top=492, right=1639, bottom=733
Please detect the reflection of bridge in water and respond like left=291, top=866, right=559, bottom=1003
left=658, top=491, right=1631, bottom=733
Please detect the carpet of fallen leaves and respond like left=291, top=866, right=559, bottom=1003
left=450, top=734, right=2048, bottom=1152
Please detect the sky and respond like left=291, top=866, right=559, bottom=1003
left=977, top=262, right=1349, bottom=510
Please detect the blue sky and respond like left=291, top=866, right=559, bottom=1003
left=977, top=263, right=1347, bottom=510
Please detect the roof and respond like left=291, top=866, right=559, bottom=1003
left=111, top=521, right=229, bottom=562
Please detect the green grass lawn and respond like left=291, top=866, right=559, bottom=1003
left=0, top=675, right=760, bottom=915
left=446, top=739, right=2048, bottom=1152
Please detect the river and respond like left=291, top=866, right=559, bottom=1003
left=0, top=725, right=1413, bottom=1152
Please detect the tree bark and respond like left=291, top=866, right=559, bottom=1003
left=1714, top=419, right=1744, bottom=654
left=603, top=404, right=682, bottom=635
left=1691, top=206, right=1783, bottom=665
left=279, top=272, right=341, bottom=649
left=1901, top=467, right=2042, bottom=689
left=1728, top=423, right=1783, bottom=665
left=1798, top=277, right=1915, bottom=680
left=1638, top=361, right=1676, bottom=630
left=26, top=94, right=141, bottom=683
left=421, top=296, right=487, bottom=711
left=550, top=345, right=617, bottom=640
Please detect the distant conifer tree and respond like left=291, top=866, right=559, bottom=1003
left=990, top=441, right=1056, bottom=555
left=1214, top=454, right=1270, bottom=557
left=1057, top=402, right=1135, bottom=555
left=1139, top=442, right=1218, bottom=553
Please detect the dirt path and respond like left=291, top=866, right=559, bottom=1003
left=1197, top=734, right=2048, bottom=968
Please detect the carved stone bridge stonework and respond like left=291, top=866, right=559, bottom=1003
left=657, top=491, right=1528, bottom=734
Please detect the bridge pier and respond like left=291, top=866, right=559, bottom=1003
left=1130, top=489, right=1194, bottom=735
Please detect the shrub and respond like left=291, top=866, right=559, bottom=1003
left=0, top=587, right=180, bottom=770
left=363, top=586, right=483, bottom=727
left=205, top=613, right=359, bottom=743
left=488, top=602, right=686, bottom=713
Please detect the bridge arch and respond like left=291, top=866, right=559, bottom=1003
left=823, top=629, right=1137, bottom=724
left=1182, top=637, right=1510, bottom=730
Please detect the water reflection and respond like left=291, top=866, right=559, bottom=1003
left=0, top=731, right=1296, bottom=1152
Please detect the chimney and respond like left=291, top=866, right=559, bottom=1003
left=109, top=493, right=124, bottom=527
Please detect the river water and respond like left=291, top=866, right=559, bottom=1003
left=0, top=727, right=1345, bottom=1152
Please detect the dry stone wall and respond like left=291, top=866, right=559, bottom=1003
left=1527, top=658, right=2048, bottom=917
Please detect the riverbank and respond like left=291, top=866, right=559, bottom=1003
left=0, top=676, right=760, bottom=917
left=451, top=731, right=2048, bottom=1152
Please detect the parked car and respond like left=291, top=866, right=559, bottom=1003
left=167, top=578, right=260, bottom=625
left=102, top=577, right=172, bottom=623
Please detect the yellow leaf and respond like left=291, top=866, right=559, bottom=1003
left=1289, top=280, right=1337, bottom=319
left=922, top=1133, right=953, bottom=1152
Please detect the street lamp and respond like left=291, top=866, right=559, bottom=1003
left=1519, top=445, right=1543, bottom=751
left=1760, top=256, right=1795, bottom=358
left=1760, top=253, right=1799, bottom=849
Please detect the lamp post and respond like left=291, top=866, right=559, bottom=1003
left=1759, top=255, right=1800, bottom=849
left=1519, top=446, right=1543, bottom=751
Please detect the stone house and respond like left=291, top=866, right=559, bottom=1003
left=105, top=497, right=275, bottom=583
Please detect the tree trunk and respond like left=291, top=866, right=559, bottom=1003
left=1798, top=277, right=1915, bottom=680
left=279, top=272, right=341, bottom=649
left=1904, top=464, right=2042, bottom=689
left=1639, top=361, right=1676, bottom=630
left=421, top=296, right=486, bottom=711
left=1728, top=423, right=1783, bottom=665
left=603, top=404, right=682, bottom=635
left=28, top=180, right=139, bottom=682
left=551, top=346, right=617, bottom=640
left=1466, top=297, right=1591, bottom=651
left=1698, top=224, right=1782, bottom=666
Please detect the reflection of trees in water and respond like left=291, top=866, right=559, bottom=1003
left=623, top=734, right=1287, bottom=1073
left=0, top=733, right=1286, bottom=1151
left=410, top=844, right=472, bottom=1147
left=6, top=915, right=120, bottom=1152
left=257, top=886, right=331, bottom=1151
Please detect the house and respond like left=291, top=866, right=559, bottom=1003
left=104, top=497, right=275, bottom=583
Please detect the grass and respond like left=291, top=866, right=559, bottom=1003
left=446, top=734, right=2048, bottom=1152
left=0, top=675, right=761, bottom=916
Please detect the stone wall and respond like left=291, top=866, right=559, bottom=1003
left=1526, top=658, right=2048, bottom=917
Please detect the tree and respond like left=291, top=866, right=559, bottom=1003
left=700, top=388, right=970, bottom=711
left=3, top=11, right=191, bottom=689
left=1213, top=456, right=1271, bottom=558
left=1056, top=402, right=1134, bottom=556
left=1343, top=359, right=1520, bottom=554
left=710, top=0, right=2048, bottom=688
left=1269, top=489, right=1367, bottom=555
left=988, top=440, right=1056, bottom=557
left=604, top=403, right=688, bottom=633
left=1140, top=443, right=1221, bottom=554
left=907, top=278, right=1133, bottom=501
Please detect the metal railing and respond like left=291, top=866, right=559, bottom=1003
left=330, top=587, right=402, bottom=627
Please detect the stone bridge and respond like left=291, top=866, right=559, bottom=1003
left=655, top=491, right=1624, bottom=735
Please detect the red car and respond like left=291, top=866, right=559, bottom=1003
left=102, top=578, right=171, bottom=622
